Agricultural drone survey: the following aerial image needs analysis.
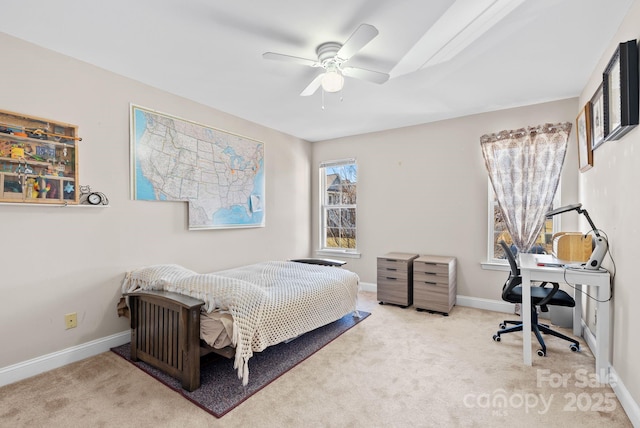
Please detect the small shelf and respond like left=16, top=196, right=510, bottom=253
left=1, top=170, right=75, bottom=181
left=0, top=132, right=76, bottom=146
left=0, top=156, right=52, bottom=167
left=0, top=202, right=109, bottom=208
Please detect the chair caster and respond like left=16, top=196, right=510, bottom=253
left=499, top=323, right=506, bottom=329
left=493, top=334, right=501, bottom=342
left=570, top=344, right=580, bottom=352
left=537, top=349, right=546, bottom=357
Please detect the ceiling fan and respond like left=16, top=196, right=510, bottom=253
left=263, top=24, right=389, bottom=96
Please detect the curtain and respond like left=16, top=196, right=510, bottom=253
left=481, top=122, right=571, bottom=254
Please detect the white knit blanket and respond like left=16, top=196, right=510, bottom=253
left=121, top=261, right=359, bottom=385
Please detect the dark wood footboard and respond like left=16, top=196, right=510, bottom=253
left=126, top=290, right=204, bottom=391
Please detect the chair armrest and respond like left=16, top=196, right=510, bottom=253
left=536, top=282, right=560, bottom=307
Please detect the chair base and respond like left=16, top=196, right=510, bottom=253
left=493, top=309, right=580, bottom=356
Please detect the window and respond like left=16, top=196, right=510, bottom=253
left=487, top=180, right=560, bottom=262
left=319, top=159, right=357, bottom=252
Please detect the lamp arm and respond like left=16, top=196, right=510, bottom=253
left=577, top=208, right=601, bottom=237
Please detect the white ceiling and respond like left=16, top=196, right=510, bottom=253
left=0, top=0, right=634, bottom=142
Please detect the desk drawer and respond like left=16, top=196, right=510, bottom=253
left=414, top=282, right=455, bottom=313
left=377, top=277, right=411, bottom=306
left=414, top=261, right=450, bottom=275
left=413, top=271, right=449, bottom=285
left=377, top=267, right=408, bottom=281
left=378, top=258, right=409, bottom=271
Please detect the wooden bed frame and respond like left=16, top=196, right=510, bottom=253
left=125, top=259, right=348, bottom=391
left=126, top=290, right=233, bottom=391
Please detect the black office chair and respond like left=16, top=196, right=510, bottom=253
left=492, top=240, right=580, bottom=356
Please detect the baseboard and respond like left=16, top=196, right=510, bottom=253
left=609, top=365, right=640, bottom=427
left=359, top=281, right=376, bottom=293
left=453, top=295, right=516, bottom=314
left=0, top=330, right=130, bottom=387
left=579, top=321, right=640, bottom=425
left=362, top=287, right=517, bottom=314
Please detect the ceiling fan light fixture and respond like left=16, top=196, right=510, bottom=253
left=321, top=70, right=344, bottom=92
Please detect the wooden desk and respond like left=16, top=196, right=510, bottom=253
left=518, top=253, right=611, bottom=382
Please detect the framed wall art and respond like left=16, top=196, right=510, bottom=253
left=130, top=105, right=265, bottom=230
left=576, top=102, right=593, bottom=172
left=0, top=109, right=79, bottom=204
left=603, top=39, right=639, bottom=141
left=590, top=83, right=605, bottom=150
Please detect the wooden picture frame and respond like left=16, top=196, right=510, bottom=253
left=590, top=83, right=605, bottom=150
left=0, top=109, right=79, bottom=204
left=603, top=39, right=639, bottom=141
left=576, top=102, right=593, bottom=172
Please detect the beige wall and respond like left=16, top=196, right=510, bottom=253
left=576, top=0, right=640, bottom=405
left=311, top=98, right=579, bottom=298
left=0, top=33, right=311, bottom=368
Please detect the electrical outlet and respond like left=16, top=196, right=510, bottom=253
left=65, top=313, right=77, bottom=329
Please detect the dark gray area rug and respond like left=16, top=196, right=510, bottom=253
left=111, top=310, right=370, bottom=418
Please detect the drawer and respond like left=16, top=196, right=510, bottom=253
left=377, top=276, right=407, bottom=290
left=414, top=281, right=449, bottom=297
left=377, top=258, right=409, bottom=271
left=413, top=271, right=449, bottom=285
left=377, top=267, right=408, bottom=280
left=414, top=283, right=454, bottom=312
left=377, top=277, right=411, bottom=306
left=414, top=261, right=450, bottom=275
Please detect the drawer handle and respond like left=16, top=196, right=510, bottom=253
left=386, top=268, right=397, bottom=271
left=423, top=281, right=437, bottom=285
left=386, top=277, right=397, bottom=280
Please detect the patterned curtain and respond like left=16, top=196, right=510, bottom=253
left=481, top=123, right=571, bottom=253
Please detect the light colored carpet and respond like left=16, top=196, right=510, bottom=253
left=0, top=291, right=632, bottom=427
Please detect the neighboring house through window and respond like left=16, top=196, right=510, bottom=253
left=488, top=179, right=560, bottom=263
left=319, top=159, right=357, bottom=253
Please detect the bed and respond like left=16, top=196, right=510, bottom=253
left=119, top=260, right=360, bottom=391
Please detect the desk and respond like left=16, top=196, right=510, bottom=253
left=518, top=253, right=611, bottom=382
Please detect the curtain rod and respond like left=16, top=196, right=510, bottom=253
left=480, top=122, right=572, bottom=143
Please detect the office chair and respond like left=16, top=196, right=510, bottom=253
left=492, top=241, right=580, bottom=356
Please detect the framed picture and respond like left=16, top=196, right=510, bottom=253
left=603, top=39, right=639, bottom=141
left=590, top=83, right=605, bottom=149
left=576, top=102, right=593, bottom=172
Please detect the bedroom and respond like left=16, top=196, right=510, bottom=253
left=0, top=0, right=639, bottom=426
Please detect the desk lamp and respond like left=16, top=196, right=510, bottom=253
left=545, top=203, right=608, bottom=270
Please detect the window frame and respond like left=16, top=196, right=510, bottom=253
left=318, top=158, right=358, bottom=255
left=486, top=178, right=561, bottom=263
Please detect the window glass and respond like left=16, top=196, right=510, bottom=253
left=320, top=161, right=357, bottom=250
left=488, top=181, right=559, bottom=262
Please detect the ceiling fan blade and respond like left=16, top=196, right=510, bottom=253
left=342, top=66, right=389, bottom=84
left=337, top=24, right=379, bottom=60
left=300, top=73, right=325, bottom=96
left=262, top=52, right=320, bottom=67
